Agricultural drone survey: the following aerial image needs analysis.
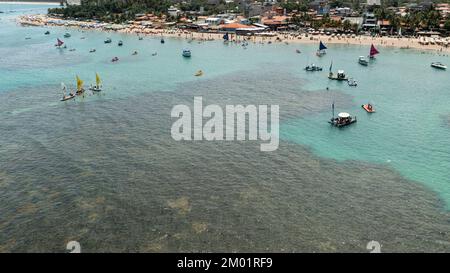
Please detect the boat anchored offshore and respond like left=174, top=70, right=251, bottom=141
left=195, top=70, right=203, bottom=76
left=316, top=41, right=327, bottom=56
left=64, top=33, right=71, bottom=38
left=161, top=38, right=165, bottom=44
left=89, top=73, right=102, bottom=92
left=347, top=78, right=358, bottom=86
left=329, top=70, right=348, bottom=81
left=118, top=40, right=123, bottom=46
left=431, top=62, right=447, bottom=70
left=44, top=31, right=50, bottom=35
left=182, top=49, right=191, bottom=57
left=104, top=38, right=112, bottom=44
left=329, top=103, right=357, bottom=127
left=305, top=64, right=322, bottom=71
left=358, top=56, right=368, bottom=66
left=362, top=103, right=375, bottom=113
left=60, top=82, right=75, bottom=101
left=111, top=56, right=119, bottom=62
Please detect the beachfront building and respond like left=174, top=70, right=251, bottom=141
left=435, top=3, right=450, bottom=18
left=334, top=7, right=353, bottom=17
left=366, top=0, right=380, bottom=6
left=362, top=12, right=377, bottom=31
left=168, top=6, right=181, bottom=18
left=261, top=15, right=289, bottom=30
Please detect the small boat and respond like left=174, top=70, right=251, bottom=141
left=362, top=103, right=375, bottom=113
left=329, top=110, right=357, bottom=127
left=89, top=48, right=96, bottom=53
left=431, top=62, right=447, bottom=70
left=347, top=78, right=358, bottom=87
left=104, top=38, right=112, bottom=44
left=55, top=38, right=64, bottom=48
left=305, top=64, right=322, bottom=71
left=296, top=49, right=301, bottom=54
left=118, top=40, right=123, bottom=46
left=182, top=49, right=191, bottom=57
left=75, top=76, right=85, bottom=95
left=44, top=31, right=50, bottom=35
left=358, top=56, right=368, bottom=66
left=132, top=50, right=138, bottom=55
left=63, top=33, right=71, bottom=38
left=160, top=38, right=165, bottom=44
left=316, top=41, right=327, bottom=56
left=138, top=36, right=143, bottom=40
left=328, top=70, right=348, bottom=81
left=195, top=70, right=203, bottom=77
left=369, top=44, right=379, bottom=59
left=25, top=37, right=31, bottom=40
left=111, top=56, right=119, bottom=62
left=152, top=52, right=157, bottom=56
left=89, top=73, right=102, bottom=92
left=69, top=48, right=76, bottom=52
left=60, top=82, right=75, bottom=101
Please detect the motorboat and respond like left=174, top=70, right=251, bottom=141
left=329, top=112, right=357, bottom=127
left=182, top=49, right=191, bottom=57
left=358, top=56, right=368, bottom=66
left=111, top=56, right=119, bottom=62
left=104, top=38, right=112, bottom=44
left=44, top=31, right=50, bottom=35
left=347, top=78, right=358, bottom=87
left=161, top=38, right=165, bottom=44
left=89, top=48, right=96, bottom=53
left=118, top=40, right=123, bottom=46
left=195, top=70, right=203, bottom=77
left=305, top=64, right=322, bottom=71
left=362, top=103, right=375, bottom=113
left=63, top=33, right=71, bottom=38
left=328, top=70, right=348, bottom=81
left=132, top=50, right=138, bottom=55
left=431, top=62, right=447, bottom=70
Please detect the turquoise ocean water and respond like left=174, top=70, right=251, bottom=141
left=0, top=4, right=449, bottom=252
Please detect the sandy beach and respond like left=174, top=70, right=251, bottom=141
left=18, top=14, right=450, bottom=54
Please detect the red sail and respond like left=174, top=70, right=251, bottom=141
left=56, top=38, right=64, bottom=46
left=369, top=44, right=379, bottom=57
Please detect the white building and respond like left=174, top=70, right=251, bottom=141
left=366, top=0, right=381, bottom=6
left=168, top=6, right=181, bottom=17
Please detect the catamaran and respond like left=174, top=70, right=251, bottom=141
left=316, top=41, right=327, bottom=56
left=75, top=76, right=85, bottom=95
left=369, top=44, right=379, bottom=59
left=60, top=82, right=75, bottom=101
left=89, top=73, right=102, bottom=92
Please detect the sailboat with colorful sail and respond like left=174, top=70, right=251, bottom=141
left=316, top=41, right=327, bottom=56
left=75, top=76, right=85, bottom=95
left=60, top=82, right=75, bottom=101
left=89, top=73, right=102, bottom=92
left=369, top=44, right=379, bottom=59
left=55, top=38, right=65, bottom=48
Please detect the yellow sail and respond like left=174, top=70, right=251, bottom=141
left=95, top=73, right=101, bottom=87
left=76, top=76, right=84, bottom=91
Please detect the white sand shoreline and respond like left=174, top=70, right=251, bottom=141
left=0, top=1, right=59, bottom=5
left=17, top=14, right=450, bottom=55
